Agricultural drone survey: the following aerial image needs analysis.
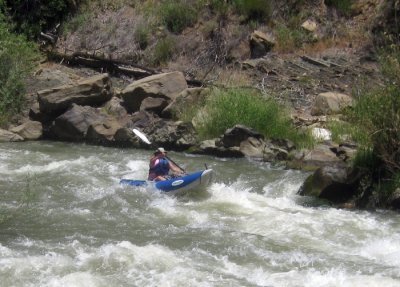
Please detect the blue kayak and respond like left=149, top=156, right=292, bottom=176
left=120, top=169, right=213, bottom=194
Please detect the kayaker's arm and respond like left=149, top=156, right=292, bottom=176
left=169, top=160, right=185, bottom=175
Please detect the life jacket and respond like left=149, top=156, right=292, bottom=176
left=148, top=156, right=170, bottom=180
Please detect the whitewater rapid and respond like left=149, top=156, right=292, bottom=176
left=0, top=141, right=399, bottom=287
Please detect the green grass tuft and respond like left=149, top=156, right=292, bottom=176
left=194, top=88, right=312, bottom=147
left=159, top=0, right=198, bottom=33
left=152, top=36, right=176, bottom=65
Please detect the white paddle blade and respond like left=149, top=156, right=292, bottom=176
left=132, top=128, right=152, bottom=144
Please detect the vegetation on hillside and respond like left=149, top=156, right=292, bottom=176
left=0, top=1, right=39, bottom=126
left=193, top=88, right=313, bottom=147
left=4, top=0, right=78, bottom=38
left=329, top=46, right=400, bottom=205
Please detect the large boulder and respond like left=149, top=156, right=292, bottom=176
left=9, top=120, right=43, bottom=140
left=0, top=129, right=24, bottom=142
left=86, top=118, right=124, bottom=145
left=288, top=143, right=345, bottom=171
left=162, top=88, right=209, bottom=119
left=147, top=121, right=198, bottom=151
left=298, top=166, right=358, bottom=203
left=114, top=127, right=142, bottom=148
left=193, top=139, right=244, bottom=158
left=140, top=97, right=169, bottom=115
left=389, top=188, right=400, bottom=210
left=191, top=125, right=293, bottom=161
left=37, top=73, right=113, bottom=117
left=221, top=125, right=264, bottom=148
left=249, top=30, right=275, bottom=58
left=311, top=92, right=353, bottom=116
left=102, top=96, right=128, bottom=118
left=120, top=72, right=188, bottom=113
left=49, top=104, right=108, bottom=141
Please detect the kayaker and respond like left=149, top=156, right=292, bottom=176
left=148, top=147, right=183, bottom=181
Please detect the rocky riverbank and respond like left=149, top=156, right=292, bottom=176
left=2, top=0, right=399, bottom=211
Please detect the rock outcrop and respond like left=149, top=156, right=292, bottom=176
left=37, top=73, right=113, bottom=117
left=0, top=129, right=24, bottom=142
left=120, top=72, right=188, bottom=113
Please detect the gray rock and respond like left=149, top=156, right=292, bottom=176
left=121, top=71, right=188, bottom=113
left=86, top=118, right=123, bottom=145
left=38, top=73, right=113, bottom=116
left=298, top=166, right=356, bottom=203
left=389, top=188, right=400, bottom=210
left=221, top=125, right=263, bottom=148
left=140, top=97, right=169, bottom=115
left=0, top=129, right=24, bottom=142
left=162, top=88, right=209, bottom=120
left=49, top=104, right=107, bottom=141
left=288, top=143, right=345, bottom=171
left=249, top=30, right=275, bottom=58
left=102, top=96, right=128, bottom=118
left=311, top=92, right=353, bottom=116
left=9, top=121, right=43, bottom=140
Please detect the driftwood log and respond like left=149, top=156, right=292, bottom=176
left=47, top=51, right=203, bottom=87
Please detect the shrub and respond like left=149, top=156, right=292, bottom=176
left=330, top=48, right=400, bottom=205
left=62, top=11, right=90, bottom=34
left=343, top=84, right=400, bottom=175
left=4, top=0, right=79, bottom=38
left=159, top=0, right=198, bottom=33
left=233, top=0, right=272, bottom=22
left=152, top=36, right=176, bottom=65
left=274, top=24, right=314, bottom=53
left=195, top=88, right=312, bottom=146
left=0, top=20, right=39, bottom=126
left=325, top=0, right=353, bottom=16
left=134, top=23, right=150, bottom=49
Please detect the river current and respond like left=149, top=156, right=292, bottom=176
left=0, top=141, right=399, bottom=287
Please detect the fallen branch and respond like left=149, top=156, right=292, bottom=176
left=46, top=50, right=204, bottom=87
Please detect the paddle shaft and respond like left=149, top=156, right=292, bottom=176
left=166, top=155, right=185, bottom=174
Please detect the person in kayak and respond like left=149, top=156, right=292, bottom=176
left=148, top=147, right=184, bottom=181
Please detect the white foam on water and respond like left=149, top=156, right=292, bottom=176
left=44, top=272, right=108, bottom=287
left=0, top=252, right=74, bottom=285
left=0, top=243, right=13, bottom=257
left=262, top=171, right=306, bottom=198
left=359, top=237, right=400, bottom=268
left=118, top=160, right=148, bottom=180
left=274, top=268, right=400, bottom=287
left=1, top=156, right=93, bottom=175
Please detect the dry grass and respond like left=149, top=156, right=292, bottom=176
left=207, top=67, right=253, bottom=87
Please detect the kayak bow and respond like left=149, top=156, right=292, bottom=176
left=120, top=169, right=213, bottom=194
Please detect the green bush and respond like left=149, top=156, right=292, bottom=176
left=135, top=23, right=150, bottom=50
left=195, top=88, right=312, bottom=146
left=152, top=36, right=176, bottom=65
left=325, top=0, right=353, bottom=16
left=159, top=0, right=198, bottom=33
left=275, top=24, right=314, bottom=52
left=343, top=83, right=400, bottom=175
left=207, top=0, right=230, bottom=17
left=0, top=20, right=39, bottom=125
left=5, top=0, right=79, bottom=37
left=233, top=0, right=272, bottom=22
left=62, top=11, right=90, bottom=34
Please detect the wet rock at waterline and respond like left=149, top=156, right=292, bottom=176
left=48, top=104, right=115, bottom=142
left=0, top=129, right=24, bottom=142
left=298, top=165, right=359, bottom=204
left=9, top=120, right=43, bottom=140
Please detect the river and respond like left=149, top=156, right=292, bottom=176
left=0, top=141, right=399, bottom=287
